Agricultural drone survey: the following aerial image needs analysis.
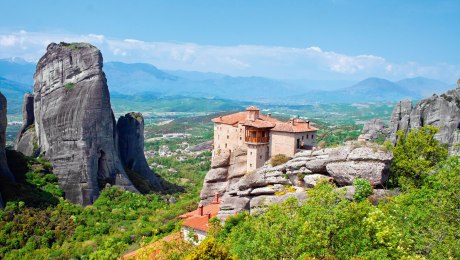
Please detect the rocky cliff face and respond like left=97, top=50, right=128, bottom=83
left=388, top=80, right=460, bottom=154
left=15, top=93, right=38, bottom=157
left=31, top=42, right=137, bottom=205
left=360, top=118, right=386, bottom=140
left=1, top=92, right=15, bottom=207
left=0, top=92, right=14, bottom=182
left=200, top=142, right=392, bottom=219
left=117, top=112, right=163, bottom=190
left=200, top=147, right=247, bottom=205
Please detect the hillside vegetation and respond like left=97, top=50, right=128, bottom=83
left=1, top=120, right=458, bottom=259
left=139, top=126, right=459, bottom=260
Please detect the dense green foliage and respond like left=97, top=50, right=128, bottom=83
left=185, top=238, right=234, bottom=260
left=0, top=142, right=210, bottom=259
left=2, top=109, right=456, bottom=259
left=206, top=162, right=459, bottom=259
left=391, top=125, right=448, bottom=189
left=353, top=178, right=373, bottom=202
left=183, top=126, right=458, bottom=260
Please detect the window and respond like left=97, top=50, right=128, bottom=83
left=250, top=151, right=252, bottom=155
left=250, top=164, right=252, bottom=168
left=306, top=134, right=309, bottom=139
left=227, top=135, right=229, bottom=139
left=240, top=137, right=242, bottom=140
left=311, top=134, right=314, bottom=139
left=302, top=136, right=304, bottom=140
left=259, top=155, right=262, bottom=159
left=225, top=143, right=227, bottom=148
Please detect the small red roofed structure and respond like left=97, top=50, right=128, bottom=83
left=179, top=193, right=221, bottom=244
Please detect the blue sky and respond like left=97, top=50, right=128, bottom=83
left=0, top=0, right=459, bottom=82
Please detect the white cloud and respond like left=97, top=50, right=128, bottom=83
left=0, top=30, right=458, bottom=83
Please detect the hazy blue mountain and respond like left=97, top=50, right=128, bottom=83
left=0, top=76, right=32, bottom=113
left=336, top=77, right=421, bottom=101
left=397, top=77, right=454, bottom=97
left=0, top=58, right=454, bottom=106
left=290, top=77, right=424, bottom=103
left=104, top=62, right=302, bottom=101
left=0, top=58, right=35, bottom=85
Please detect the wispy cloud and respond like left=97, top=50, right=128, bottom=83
left=0, top=30, right=458, bottom=83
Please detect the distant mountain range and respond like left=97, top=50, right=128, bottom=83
left=0, top=58, right=455, bottom=113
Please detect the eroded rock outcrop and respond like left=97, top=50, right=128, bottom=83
left=117, top=112, right=163, bottom=190
left=1, top=92, right=15, bottom=208
left=360, top=118, right=385, bottom=140
left=31, top=42, right=137, bottom=205
left=200, top=142, right=393, bottom=220
left=15, top=93, right=39, bottom=157
left=388, top=80, right=460, bottom=154
left=200, top=147, right=247, bottom=205
left=0, top=92, right=14, bottom=182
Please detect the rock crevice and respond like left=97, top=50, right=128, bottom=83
left=200, top=142, right=392, bottom=220
left=0, top=92, right=15, bottom=208
left=388, top=80, right=460, bottom=154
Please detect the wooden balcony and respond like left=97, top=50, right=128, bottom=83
left=245, top=136, right=269, bottom=144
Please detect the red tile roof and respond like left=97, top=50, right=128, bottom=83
left=179, top=196, right=221, bottom=232
left=178, top=203, right=220, bottom=220
left=242, top=119, right=276, bottom=128
left=212, top=109, right=318, bottom=133
left=271, top=119, right=318, bottom=133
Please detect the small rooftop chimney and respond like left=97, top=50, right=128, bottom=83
left=290, top=118, right=295, bottom=126
left=198, top=204, right=204, bottom=216
left=212, top=192, right=220, bottom=204
left=206, top=213, right=211, bottom=220
left=246, top=106, right=260, bottom=121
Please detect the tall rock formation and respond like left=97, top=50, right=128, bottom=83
left=117, top=112, right=163, bottom=190
left=388, top=80, right=460, bottom=154
left=15, top=93, right=38, bottom=157
left=1, top=92, right=15, bottom=207
left=0, top=92, right=14, bottom=182
left=32, top=42, right=137, bottom=205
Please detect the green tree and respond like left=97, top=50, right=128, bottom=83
left=185, top=238, right=235, bottom=260
left=391, top=125, right=448, bottom=189
left=381, top=156, right=460, bottom=258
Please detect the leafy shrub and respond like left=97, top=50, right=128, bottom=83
left=186, top=238, right=235, bottom=260
left=382, top=140, right=394, bottom=152
left=64, top=83, right=75, bottom=90
left=270, top=154, right=289, bottom=166
left=353, top=178, right=373, bottom=202
left=391, top=125, right=448, bottom=190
